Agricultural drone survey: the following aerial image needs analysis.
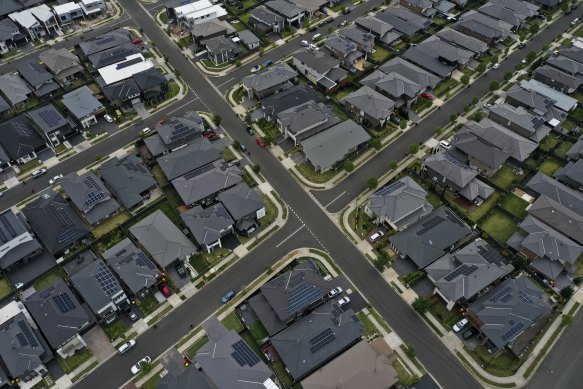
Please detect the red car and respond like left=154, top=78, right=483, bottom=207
left=203, top=130, right=217, bottom=138
left=256, top=137, right=266, bottom=148
left=420, top=92, right=435, bottom=100
left=159, top=283, right=171, bottom=297
left=158, top=119, right=166, bottom=125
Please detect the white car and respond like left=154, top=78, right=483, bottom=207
left=328, top=287, right=343, bottom=298
left=485, top=103, right=493, bottom=109
left=31, top=168, right=47, bottom=178
left=492, top=63, right=500, bottom=69
left=338, top=296, right=351, bottom=307
left=49, top=174, right=63, bottom=185
left=308, top=43, right=319, bottom=51
left=439, top=140, right=452, bottom=150
left=130, top=356, right=151, bottom=374
left=301, top=40, right=309, bottom=47
left=521, top=59, right=527, bottom=65
left=104, top=114, right=113, bottom=123
left=369, top=231, right=384, bottom=243
left=572, top=18, right=580, bottom=25
left=118, top=339, right=136, bottom=355
left=141, top=127, right=152, bottom=136
left=250, top=65, right=261, bottom=73
left=453, top=318, right=469, bottom=333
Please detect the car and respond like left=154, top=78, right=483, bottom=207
left=0, top=192, right=4, bottom=198
left=343, top=8, right=351, bottom=14
left=391, top=116, right=401, bottom=125
left=312, top=33, right=322, bottom=41
left=49, top=174, right=63, bottom=185
left=203, top=130, right=217, bottom=138
left=572, top=18, right=580, bottom=25
left=250, top=65, right=260, bottom=73
left=439, top=140, right=452, bottom=150
left=301, top=40, right=309, bottom=47
left=104, top=114, right=113, bottom=123
left=337, top=296, right=351, bottom=307
left=340, top=20, right=347, bottom=27
left=263, top=59, right=273, bottom=67
left=118, top=339, right=136, bottom=355
left=518, top=43, right=526, bottom=49
left=553, top=50, right=559, bottom=56
left=221, top=290, right=236, bottom=304
left=326, top=17, right=334, bottom=24
left=239, top=144, right=247, bottom=152
left=256, top=137, right=266, bottom=148
left=453, top=318, right=469, bottom=333
left=129, top=312, right=139, bottom=322
left=420, top=92, right=434, bottom=100
left=308, top=43, right=319, bottom=51
left=446, top=16, right=457, bottom=21
left=175, top=262, right=187, bottom=278
left=493, top=63, right=500, bottom=69
left=521, top=59, right=527, bottom=65
left=566, top=9, right=572, bottom=14
left=484, top=103, right=493, bottom=108
left=473, top=198, right=484, bottom=207
left=309, top=26, right=317, bottom=32
left=158, top=119, right=166, bottom=125
left=246, top=126, right=254, bottom=135
left=141, top=127, right=152, bottom=135
left=158, top=283, right=171, bottom=297
left=131, top=356, right=152, bottom=374
left=462, top=327, right=478, bottom=340
left=31, top=168, right=47, bottom=178
left=369, top=231, right=384, bottom=243
left=328, top=287, right=343, bottom=298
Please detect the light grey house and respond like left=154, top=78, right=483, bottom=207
left=526, top=171, right=583, bottom=215
left=528, top=194, right=583, bottom=245
left=77, top=28, right=131, bottom=57
left=341, top=85, right=396, bottom=127
left=451, top=130, right=510, bottom=176
left=238, top=29, right=260, bottom=50
left=436, top=27, right=489, bottom=55
left=181, top=204, right=234, bottom=253
left=554, top=159, right=583, bottom=191
left=567, top=139, right=583, bottom=161
left=0, top=73, right=32, bottom=108
left=38, top=48, right=84, bottom=85
left=277, top=100, right=341, bottom=145
left=242, top=63, right=297, bottom=99
left=61, top=85, right=105, bottom=128
left=355, top=16, right=402, bottom=46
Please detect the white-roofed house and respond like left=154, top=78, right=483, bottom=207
left=79, top=0, right=107, bottom=18
left=52, top=2, right=84, bottom=26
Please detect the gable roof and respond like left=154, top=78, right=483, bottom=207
left=554, top=159, right=583, bottom=187
left=455, top=10, right=513, bottom=39
left=22, top=189, right=89, bottom=255
left=87, top=42, right=140, bottom=70
left=0, top=73, right=31, bottom=106
left=505, top=84, right=556, bottom=116
left=202, top=36, right=242, bottom=56
left=242, top=63, right=297, bottom=94
left=25, top=279, right=91, bottom=350
left=529, top=194, right=583, bottom=244
left=519, top=79, right=578, bottom=112
left=261, top=84, right=322, bottom=118
left=288, top=0, right=326, bottom=13
left=0, top=208, right=42, bottom=269
left=0, top=0, right=22, bottom=18
left=129, top=210, right=196, bottom=268
left=558, top=47, right=583, bottom=65
left=547, top=55, right=583, bottom=77
left=567, top=139, right=583, bottom=160
left=250, top=6, right=285, bottom=25
left=0, top=313, right=45, bottom=379
left=100, top=154, right=156, bottom=209
left=341, top=85, right=396, bottom=121
left=0, top=114, right=46, bottom=161
left=355, top=15, right=395, bottom=36
left=27, top=104, right=75, bottom=135
left=38, top=48, right=83, bottom=80
left=156, top=137, right=223, bottom=181
left=218, top=183, right=264, bottom=221
left=237, top=29, right=260, bottom=45
left=423, top=151, right=479, bottom=188
left=191, top=19, right=236, bottom=39
left=78, top=28, right=132, bottom=56
left=452, top=131, right=510, bottom=169
left=61, top=85, right=104, bottom=120
left=0, top=96, right=8, bottom=114
left=324, top=35, right=358, bottom=56
left=426, top=239, right=514, bottom=304
left=70, top=258, right=124, bottom=313
left=489, top=0, right=539, bottom=18
left=181, top=204, right=233, bottom=247
left=339, top=27, right=375, bottom=52
left=16, top=60, right=59, bottom=97
left=478, top=2, right=525, bottom=27
left=172, top=161, right=242, bottom=205
left=378, top=57, right=440, bottom=89
left=533, top=65, right=583, bottom=92
left=436, top=27, right=489, bottom=54
left=103, top=78, right=141, bottom=103
left=402, top=36, right=474, bottom=79
left=266, top=0, right=305, bottom=18
left=132, top=67, right=167, bottom=91
left=527, top=171, right=583, bottom=216
left=487, top=103, right=548, bottom=141
left=156, top=111, right=205, bottom=146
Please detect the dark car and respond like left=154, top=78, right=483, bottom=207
left=309, top=26, right=317, bottom=32
left=246, top=126, right=254, bottom=135
left=518, top=43, right=526, bottom=49
left=343, top=8, right=351, bottom=14
left=326, top=17, right=334, bottom=24
left=462, top=327, right=478, bottom=340
left=175, top=262, right=187, bottom=278
left=391, top=116, right=401, bottom=125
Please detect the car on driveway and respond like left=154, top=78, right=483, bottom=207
left=328, top=287, right=343, bottom=298
left=453, top=318, right=469, bottom=332
left=175, top=262, right=187, bottom=278
left=49, top=174, right=63, bottom=184
left=203, top=130, right=217, bottom=139
left=159, top=283, right=171, bottom=297
left=420, top=92, right=434, bottom=100
left=131, top=356, right=151, bottom=374
left=572, top=18, right=580, bottom=25
left=521, top=59, right=527, bottom=65
left=493, top=63, right=500, bottom=69
left=369, top=231, right=384, bottom=243
left=338, top=296, right=351, bottom=307
left=256, top=137, right=266, bottom=148
left=31, top=168, right=47, bottom=178
left=158, top=119, right=166, bottom=125
left=129, top=311, right=139, bottom=322
left=439, top=140, right=452, bottom=150
left=118, top=339, right=136, bottom=355
left=391, top=116, right=401, bottom=125
left=104, top=114, right=113, bottom=123
left=221, top=290, right=236, bottom=304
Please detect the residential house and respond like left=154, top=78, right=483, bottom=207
left=533, top=65, right=583, bottom=94
left=0, top=209, right=43, bottom=274
left=376, top=6, right=432, bottom=37
left=450, top=131, right=510, bottom=176
left=0, top=96, right=9, bottom=116
left=202, top=36, right=242, bottom=65
left=218, top=182, right=265, bottom=236
left=399, top=0, right=435, bottom=17
left=52, top=2, right=84, bottom=27
left=70, top=257, right=130, bottom=323
left=426, top=239, right=514, bottom=309
left=0, top=114, right=47, bottom=164
left=0, top=72, right=32, bottom=108
left=0, top=18, right=27, bottom=54
left=129, top=210, right=196, bottom=269
left=29, top=4, right=60, bottom=36
left=489, top=0, right=540, bottom=19
left=0, top=0, right=22, bottom=20
left=249, top=6, right=285, bottom=35
left=242, top=63, right=297, bottom=99
left=365, top=175, right=433, bottom=230
left=505, top=84, right=566, bottom=125
left=25, top=279, right=92, bottom=358
left=288, top=0, right=326, bottom=17
left=323, top=35, right=364, bottom=68
left=436, top=27, right=489, bottom=56
left=361, top=70, right=424, bottom=111
left=547, top=55, right=583, bottom=81
left=156, top=137, right=223, bottom=181
left=156, top=362, right=211, bottom=389
left=79, top=0, right=107, bottom=18
left=302, top=120, right=371, bottom=173
left=388, top=206, right=472, bottom=269
left=103, top=238, right=161, bottom=298
left=265, top=0, right=305, bottom=27
left=355, top=16, right=402, bottom=46
left=22, top=189, right=90, bottom=256
left=378, top=57, right=441, bottom=91
left=190, top=19, right=235, bottom=44
left=271, top=299, right=364, bottom=381
left=567, top=139, right=583, bottom=160
left=96, top=53, right=154, bottom=86
left=292, top=49, right=347, bottom=92
left=102, top=78, right=141, bottom=110
left=100, top=154, right=157, bottom=210
left=132, top=67, right=169, bottom=104
left=38, top=48, right=84, bottom=85
left=519, top=79, right=578, bottom=112
left=487, top=103, right=550, bottom=142
left=195, top=317, right=275, bottom=389
left=181, top=204, right=234, bottom=253
left=554, top=159, right=583, bottom=190
left=453, top=10, right=512, bottom=43
left=171, top=0, right=227, bottom=29
left=172, top=161, right=242, bottom=206
left=527, top=194, right=583, bottom=244
left=9, top=9, right=45, bottom=40
left=466, top=275, right=552, bottom=356
left=28, top=104, right=76, bottom=147
left=144, top=111, right=205, bottom=157
left=237, top=29, right=260, bottom=50
left=77, top=28, right=131, bottom=57
left=277, top=100, right=341, bottom=145
left=477, top=2, right=526, bottom=29
left=87, top=43, right=141, bottom=71
left=526, top=171, right=583, bottom=216
left=260, top=84, right=321, bottom=121
left=59, top=171, right=122, bottom=225
left=341, top=85, right=396, bottom=127
left=61, top=85, right=105, bottom=128
left=339, top=27, right=375, bottom=54
left=248, top=260, right=331, bottom=336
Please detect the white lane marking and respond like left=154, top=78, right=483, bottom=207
left=324, top=191, right=346, bottom=208
left=275, top=224, right=305, bottom=248
left=216, top=77, right=235, bottom=88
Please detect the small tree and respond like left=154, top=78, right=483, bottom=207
left=343, top=161, right=355, bottom=172
left=562, top=314, right=574, bottom=326
left=489, top=81, right=500, bottom=91
left=542, top=44, right=550, bottom=51
left=460, top=75, right=470, bottom=85
left=491, top=55, right=499, bottom=64
left=212, top=114, right=222, bottom=126
left=399, top=120, right=407, bottom=129
left=564, top=39, right=574, bottom=48
left=526, top=51, right=537, bottom=63
left=512, top=256, right=528, bottom=270
left=233, top=140, right=241, bottom=150
left=463, top=104, right=470, bottom=113
left=244, top=113, right=252, bottom=125
left=252, top=163, right=261, bottom=173
left=450, top=112, right=458, bottom=122
left=503, top=71, right=513, bottom=81
left=369, top=138, right=382, bottom=150
left=562, top=2, right=569, bottom=11
left=529, top=22, right=540, bottom=35
left=472, top=97, right=479, bottom=105
left=561, top=286, right=574, bottom=300
left=435, top=127, right=443, bottom=135
left=412, top=296, right=430, bottom=314
left=390, top=160, right=398, bottom=169
left=259, top=47, right=265, bottom=56
left=235, top=60, right=242, bottom=67
left=519, top=31, right=527, bottom=42
left=409, top=144, right=419, bottom=154
left=477, top=63, right=486, bottom=73
left=367, top=177, right=378, bottom=189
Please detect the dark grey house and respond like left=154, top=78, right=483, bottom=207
left=0, top=114, right=47, bottom=165
left=528, top=194, right=583, bottom=245
left=202, top=36, right=242, bottom=65
left=144, top=111, right=205, bottom=157
left=0, top=209, right=43, bottom=272
left=261, top=84, right=321, bottom=121
left=554, top=159, right=583, bottom=191
left=249, top=6, right=285, bottom=35
left=15, top=60, right=60, bottom=98
left=218, top=183, right=265, bottom=236
left=181, top=204, right=234, bottom=253
left=86, top=42, right=140, bottom=71
left=77, top=28, right=132, bottom=57
left=102, top=79, right=141, bottom=110
left=27, top=104, right=77, bottom=148
left=341, top=85, right=396, bottom=127
left=156, top=137, right=223, bottom=181
left=242, top=63, right=297, bottom=99
left=38, top=48, right=84, bottom=85
left=133, top=67, right=169, bottom=104
left=533, top=65, right=583, bottom=94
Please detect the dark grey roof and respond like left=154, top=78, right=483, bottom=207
left=0, top=114, right=46, bottom=161
left=103, top=238, right=161, bottom=295
left=70, top=258, right=124, bottom=313
left=436, top=27, right=489, bottom=54
left=402, top=36, right=473, bottom=79
left=341, top=85, right=395, bottom=121
left=261, top=84, right=322, bottom=118
left=237, top=30, right=260, bottom=46
left=277, top=100, right=340, bottom=137
left=547, top=55, right=583, bottom=77
left=87, top=42, right=140, bottom=69
left=157, top=111, right=205, bottom=147
left=468, top=275, right=552, bottom=349
left=567, top=139, right=583, bottom=160
left=271, top=300, right=364, bottom=380
left=78, top=28, right=132, bottom=57
left=489, top=0, right=540, bottom=18
left=355, top=16, right=394, bottom=37
left=133, top=67, right=167, bottom=91
left=423, top=151, right=479, bottom=188
left=61, top=85, right=104, bottom=120
left=389, top=206, right=471, bottom=268
left=478, top=2, right=525, bottom=27
left=426, top=239, right=514, bottom=304
left=100, top=154, right=156, bottom=209
left=533, top=65, right=583, bottom=92
left=487, top=103, right=547, bottom=140
left=293, top=49, right=339, bottom=76
left=505, top=84, right=555, bottom=116
left=39, top=48, right=83, bottom=80
left=378, top=57, right=440, bottom=89
left=529, top=194, right=583, bottom=244
left=242, top=63, right=297, bottom=94
left=455, top=10, right=512, bottom=39
left=0, top=73, right=32, bottom=106
left=0, top=0, right=22, bottom=18
left=458, top=178, right=495, bottom=202
left=103, top=78, right=141, bottom=103
left=27, top=104, right=76, bottom=135
left=324, top=35, right=358, bottom=56
left=250, top=6, right=285, bottom=25
left=0, top=208, right=42, bottom=269
left=559, top=47, right=583, bottom=66
left=15, top=60, right=59, bottom=97
left=191, top=19, right=235, bottom=39
left=339, top=27, right=375, bottom=53
left=218, top=183, right=264, bottom=222
left=376, top=7, right=431, bottom=36
left=202, top=36, right=242, bottom=57
left=173, top=161, right=242, bottom=205
left=181, top=204, right=233, bottom=247
left=452, top=131, right=510, bottom=169
left=22, top=189, right=89, bottom=255
left=25, top=279, right=92, bottom=350
left=156, top=366, right=212, bottom=389
left=554, top=159, right=583, bottom=187
left=0, top=95, right=9, bottom=114
left=289, top=0, right=326, bottom=13
left=156, top=137, right=223, bottom=181
left=196, top=317, right=274, bottom=389
left=266, top=0, right=305, bottom=18
left=59, top=171, right=121, bottom=224
left=129, top=210, right=196, bottom=268
left=0, top=313, right=45, bottom=379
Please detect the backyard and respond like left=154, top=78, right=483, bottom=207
left=91, top=211, right=132, bottom=238
left=538, top=158, right=563, bottom=176
left=444, top=191, right=502, bottom=223
left=465, top=344, right=523, bottom=377
left=248, top=320, right=269, bottom=341
left=0, top=278, right=11, bottom=300
left=500, top=194, right=529, bottom=218
left=539, top=134, right=561, bottom=152
left=554, top=141, right=573, bottom=159
left=33, top=268, right=65, bottom=290
left=490, top=165, right=521, bottom=190
left=480, top=210, right=519, bottom=244
left=370, top=46, right=391, bottom=63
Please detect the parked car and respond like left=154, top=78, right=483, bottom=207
left=31, top=168, right=47, bottom=178
left=301, top=40, right=309, bottom=47
left=309, top=26, right=317, bottom=32
left=256, top=137, right=266, bottom=148
left=175, top=262, right=187, bottom=278
left=308, top=43, right=319, bottom=51
left=118, top=339, right=136, bottom=355
left=104, top=114, right=113, bottom=123
left=462, top=327, right=478, bottom=340
left=129, top=312, right=139, bottom=322
left=493, top=63, right=500, bottom=69
left=158, top=119, right=166, bottom=125
left=328, top=287, right=343, bottom=298
left=391, top=116, right=401, bottom=125
left=158, top=283, right=171, bottom=297
left=340, top=20, right=347, bottom=27
left=369, top=231, right=384, bottom=243
left=263, top=59, right=273, bottom=67
left=343, top=8, right=351, bottom=14
left=337, top=296, right=351, bottom=307
left=239, top=144, right=247, bottom=152
left=453, top=318, right=469, bottom=332
left=49, top=174, right=63, bottom=185
left=518, top=43, right=526, bottom=49
left=572, top=18, right=580, bottom=25
left=484, top=103, right=493, bottom=109
left=251, top=65, right=261, bottom=73
left=203, top=130, right=217, bottom=139
left=131, top=356, right=152, bottom=374
left=439, top=140, right=452, bottom=150
left=420, top=92, right=434, bottom=100
left=221, top=290, right=236, bottom=304
left=0, top=192, right=4, bottom=198
left=141, top=127, right=152, bottom=135
left=246, top=126, right=254, bottom=135
left=326, top=17, right=334, bottom=24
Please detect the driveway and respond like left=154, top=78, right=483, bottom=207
left=392, top=256, right=418, bottom=277
left=133, top=102, right=150, bottom=119
left=83, top=326, right=115, bottom=362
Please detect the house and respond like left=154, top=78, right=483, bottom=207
left=554, top=159, right=583, bottom=190
left=242, top=63, right=297, bottom=99
left=288, top=0, right=326, bottom=16
left=195, top=317, right=275, bottom=389
left=102, top=238, right=161, bottom=298
left=0, top=18, right=27, bottom=54
left=248, top=260, right=331, bottom=336
left=355, top=16, right=402, bottom=46
left=218, top=183, right=265, bottom=236
left=378, top=57, right=440, bottom=91
left=365, top=176, right=433, bottom=230
left=171, top=0, right=227, bottom=29
left=144, top=111, right=205, bottom=157
left=100, top=155, right=157, bottom=210
left=528, top=194, right=583, bottom=244
left=97, top=53, right=154, bottom=86
left=0, top=73, right=32, bottom=108
left=450, top=131, right=510, bottom=176
left=59, top=171, right=122, bottom=225
left=567, top=139, right=583, bottom=160
left=61, top=85, right=105, bottom=128
left=77, top=28, right=132, bottom=57
left=292, top=49, right=346, bottom=92
left=129, top=210, right=196, bottom=269
left=25, top=279, right=92, bottom=358
left=261, top=84, right=321, bottom=120
left=9, top=9, right=45, bottom=40
left=277, top=100, right=341, bottom=145
left=190, top=19, right=235, bottom=43
left=52, top=2, right=84, bottom=26
left=505, top=84, right=566, bottom=125
left=533, top=65, right=583, bottom=94
left=341, top=86, right=396, bottom=127
left=0, top=208, right=42, bottom=273
left=0, top=0, right=22, bottom=20
left=0, top=97, right=9, bottom=117
left=489, top=0, right=540, bottom=19
left=172, top=161, right=242, bottom=206
left=436, top=27, right=489, bottom=55
left=27, top=104, right=77, bottom=147
left=453, top=10, right=512, bottom=43
left=376, top=6, right=432, bottom=37
left=22, top=189, right=89, bottom=256
left=156, top=362, right=212, bottom=389
left=29, top=4, right=60, bottom=35
left=302, top=120, right=371, bottom=173
left=87, top=43, right=141, bottom=71
left=426, top=239, right=514, bottom=309
left=0, top=114, right=47, bottom=165
left=530, top=0, right=558, bottom=9
left=38, top=48, right=84, bottom=85
left=339, top=27, right=375, bottom=54
left=399, top=0, right=435, bottom=17
left=181, top=204, right=234, bottom=253
left=79, top=0, right=107, bottom=18
left=526, top=171, right=583, bottom=216
left=363, top=70, right=425, bottom=112
left=156, top=137, right=223, bottom=181
left=237, top=30, right=260, bottom=50
left=132, top=67, right=169, bottom=104
left=388, top=206, right=471, bottom=269
left=402, top=36, right=474, bottom=79
left=466, top=275, right=552, bottom=356
left=202, top=36, right=242, bottom=65
left=70, top=257, right=130, bottom=323
left=271, top=299, right=364, bottom=381
left=487, top=103, right=550, bottom=142
left=265, top=0, right=305, bottom=27
left=301, top=340, right=399, bottom=389
left=478, top=2, right=526, bottom=28
left=249, top=6, right=285, bottom=35
left=547, top=55, right=583, bottom=80
left=555, top=47, right=583, bottom=67
left=102, top=78, right=141, bottom=110
left=519, top=79, right=578, bottom=112
left=323, top=36, right=364, bottom=68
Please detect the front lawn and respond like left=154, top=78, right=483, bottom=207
left=138, top=293, right=162, bottom=316
left=538, top=158, right=563, bottom=176
left=57, top=349, right=92, bottom=373
left=427, top=295, right=463, bottom=329
left=500, top=194, right=529, bottom=218
left=433, top=78, right=460, bottom=98
left=297, top=163, right=338, bottom=183
left=222, top=312, right=244, bottom=333
left=184, top=335, right=209, bottom=359
left=480, top=211, right=519, bottom=244
left=201, top=59, right=231, bottom=69
left=465, top=344, right=522, bottom=377
left=189, top=254, right=209, bottom=276
left=347, top=205, right=374, bottom=240
left=91, top=211, right=132, bottom=238
left=357, top=312, right=379, bottom=337
left=490, top=165, right=520, bottom=190
left=102, top=320, right=127, bottom=340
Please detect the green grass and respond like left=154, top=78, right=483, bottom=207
left=92, top=228, right=127, bottom=254
left=271, top=359, right=294, bottom=387
left=0, top=278, right=12, bottom=300
left=357, top=312, right=379, bottom=337
left=224, top=147, right=237, bottom=162
left=501, top=194, right=529, bottom=218
left=480, top=210, right=519, bottom=244
left=184, top=335, right=209, bottom=359
left=159, top=11, right=168, bottom=24
left=151, top=165, right=169, bottom=186
left=444, top=191, right=502, bottom=223
left=297, top=163, right=338, bottom=183
left=91, top=211, right=132, bottom=238
left=539, top=158, right=563, bottom=176
left=71, top=361, right=98, bottom=383
left=571, top=105, right=583, bottom=121
left=347, top=205, right=373, bottom=240
left=189, top=254, right=209, bottom=276
left=490, top=165, right=521, bottom=190
left=138, top=293, right=162, bottom=316
left=201, top=59, right=232, bottom=69
left=539, top=134, right=561, bottom=151
left=433, top=78, right=460, bottom=98
left=141, top=370, right=163, bottom=389
left=163, top=185, right=184, bottom=208
left=20, top=159, right=42, bottom=175
left=102, top=320, right=127, bottom=340
left=370, top=45, right=391, bottom=62
left=333, top=86, right=358, bottom=102
left=57, top=349, right=92, bottom=373
left=54, top=144, right=67, bottom=155
left=370, top=308, right=392, bottom=333
left=33, top=268, right=64, bottom=290
left=427, top=295, right=462, bottom=329
left=392, top=358, right=415, bottom=385
left=222, top=312, right=244, bottom=333
left=232, top=86, right=245, bottom=104
left=555, top=141, right=573, bottom=159
left=147, top=305, right=172, bottom=325
left=465, top=344, right=522, bottom=377
left=426, top=192, right=443, bottom=208
left=249, top=320, right=269, bottom=340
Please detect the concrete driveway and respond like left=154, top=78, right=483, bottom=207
left=83, top=326, right=115, bottom=362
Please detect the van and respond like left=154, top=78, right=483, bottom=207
left=312, top=33, right=321, bottom=41
left=118, top=340, right=136, bottom=355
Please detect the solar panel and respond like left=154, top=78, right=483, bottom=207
left=417, top=216, right=444, bottom=236
left=310, top=329, right=336, bottom=353
left=376, top=180, right=406, bottom=197
left=48, top=204, right=74, bottom=226
left=119, top=252, right=157, bottom=270
left=288, top=272, right=305, bottom=289
left=95, top=36, right=115, bottom=46
left=0, top=214, right=16, bottom=237
left=477, top=245, right=505, bottom=265
left=270, top=275, right=286, bottom=287
left=445, top=153, right=473, bottom=170
left=58, top=229, right=79, bottom=247
left=489, top=286, right=512, bottom=303
left=16, top=333, right=28, bottom=346
left=38, top=109, right=62, bottom=127
left=518, top=290, right=534, bottom=304
left=231, top=340, right=260, bottom=367
left=84, top=176, right=102, bottom=190
left=53, top=293, right=76, bottom=313
left=116, top=57, right=143, bottom=70
left=84, top=191, right=106, bottom=208
left=123, top=161, right=146, bottom=174
left=444, top=264, right=479, bottom=282
left=310, top=328, right=333, bottom=345
left=12, top=120, right=32, bottom=137
left=500, top=322, right=525, bottom=343
left=95, top=262, right=120, bottom=296
left=17, top=320, right=38, bottom=348
left=500, top=293, right=513, bottom=303
left=286, top=283, right=324, bottom=314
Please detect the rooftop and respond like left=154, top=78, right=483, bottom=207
left=341, top=85, right=396, bottom=121
left=0, top=208, right=42, bottom=270
left=180, top=204, right=233, bottom=247
left=70, top=258, right=124, bottom=313
left=156, top=137, right=223, bottom=181
left=242, top=63, right=297, bottom=94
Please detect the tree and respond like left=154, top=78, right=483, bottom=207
left=212, top=114, right=222, bottom=125
left=472, top=97, right=479, bottom=105
left=412, top=296, right=430, bottom=314
left=529, top=22, right=540, bottom=35
left=503, top=71, right=513, bottom=81
left=409, top=144, right=419, bottom=154
left=477, top=63, right=486, bottom=73
left=561, top=286, right=574, bottom=300
left=542, top=44, right=550, bottom=51
left=491, top=55, right=499, bottom=64
left=512, top=256, right=528, bottom=270
left=399, top=120, right=407, bottom=129
left=460, top=75, right=470, bottom=85
left=390, top=160, right=398, bottom=169
left=562, top=2, right=569, bottom=11
left=343, top=161, right=355, bottom=172
left=367, top=177, right=378, bottom=189
left=435, top=127, right=443, bottom=135
left=235, top=60, right=242, bottom=67
left=369, top=138, right=382, bottom=150
left=233, top=140, right=241, bottom=150
left=244, top=113, right=252, bottom=125
left=526, top=51, right=537, bottom=63
left=519, top=31, right=527, bottom=42
left=259, top=47, right=265, bottom=56
left=562, top=314, right=574, bottom=326
left=564, top=39, right=574, bottom=48
left=449, top=112, right=458, bottom=122
left=463, top=104, right=470, bottom=113
left=252, top=164, right=261, bottom=173
left=489, top=81, right=500, bottom=92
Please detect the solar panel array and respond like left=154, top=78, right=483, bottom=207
left=270, top=275, right=286, bottom=287
left=444, top=264, right=479, bottom=282
left=17, top=320, right=38, bottom=348
left=445, top=152, right=472, bottom=170
left=183, top=163, right=215, bottom=180
left=518, top=290, right=534, bottom=304
left=500, top=321, right=525, bottom=343
left=416, top=216, right=444, bottom=236
left=286, top=282, right=324, bottom=315
left=231, top=340, right=260, bottom=367
left=543, top=98, right=554, bottom=110
left=119, top=252, right=157, bottom=270
left=489, top=286, right=512, bottom=304
left=309, top=328, right=336, bottom=354
left=12, top=120, right=32, bottom=137
left=84, top=176, right=102, bottom=190
left=477, top=245, right=505, bottom=265
left=122, top=161, right=146, bottom=174
left=95, top=36, right=116, bottom=46
left=288, top=272, right=305, bottom=289
left=168, top=122, right=198, bottom=142
left=95, top=262, right=120, bottom=296
left=58, top=229, right=79, bottom=247
left=0, top=214, right=16, bottom=239
left=376, top=180, right=405, bottom=197
left=53, top=293, right=76, bottom=314
left=531, top=116, right=545, bottom=129
left=38, top=109, right=63, bottom=128
left=84, top=191, right=106, bottom=208
left=116, top=57, right=143, bottom=70
left=48, top=205, right=74, bottom=226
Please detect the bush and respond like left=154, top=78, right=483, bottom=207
left=489, top=81, right=500, bottom=91
left=412, top=297, right=430, bottom=314
left=450, top=113, right=458, bottom=122
left=233, top=140, right=241, bottom=150
left=526, top=51, right=537, bottom=63
left=504, top=71, right=513, bottom=81
left=212, top=114, right=222, bottom=125
left=463, top=104, right=470, bottom=113
left=252, top=164, right=260, bottom=173
left=529, top=22, right=540, bottom=35
left=343, top=161, right=355, bottom=172
left=235, top=60, right=242, bottom=67
left=367, top=177, right=378, bottom=189
left=460, top=75, right=470, bottom=85
left=472, top=97, right=479, bottom=105
left=561, top=286, right=574, bottom=300
left=399, top=121, right=407, bottom=129
left=477, top=63, right=486, bottom=73
left=435, top=127, right=442, bottom=135
left=390, top=160, right=398, bottom=169
left=409, top=144, right=419, bottom=154
left=403, top=345, right=415, bottom=358
left=512, top=256, right=528, bottom=270
left=369, top=138, right=382, bottom=150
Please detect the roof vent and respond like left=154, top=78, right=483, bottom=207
left=42, top=194, right=50, bottom=199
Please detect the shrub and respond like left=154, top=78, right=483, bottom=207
left=412, top=297, right=430, bottom=314
left=343, top=161, right=355, bottom=172
left=367, top=177, right=378, bottom=189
